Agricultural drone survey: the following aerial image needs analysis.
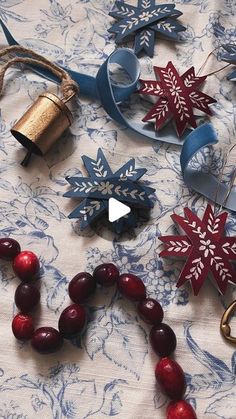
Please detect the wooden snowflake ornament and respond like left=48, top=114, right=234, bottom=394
left=138, top=62, right=217, bottom=136
left=64, top=149, right=155, bottom=234
left=159, top=205, right=236, bottom=295
left=108, top=0, right=186, bottom=57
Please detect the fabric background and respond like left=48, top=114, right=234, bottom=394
left=0, top=0, right=235, bottom=418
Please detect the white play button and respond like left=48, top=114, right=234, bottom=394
left=108, top=198, right=131, bottom=222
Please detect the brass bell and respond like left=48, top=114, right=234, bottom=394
left=11, top=91, right=73, bottom=166
left=0, top=44, right=78, bottom=165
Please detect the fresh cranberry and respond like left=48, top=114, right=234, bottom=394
left=0, top=238, right=21, bottom=260
left=117, top=273, right=146, bottom=301
left=12, top=313, right=34, bottom=340
left=155, top=358, right=186, bottom=400
left=150, top=323, right=176, bottom=357
left=69, top=272, right=96, bottom=303
left=13, top=251, right=40, bottom=282
left=31, top=327, right=63, bottom=354
left=58, top=304, right=87, bottom=338
left=15, top=283, right=40, bottom=313
left=138, top=298, right=163, bottom=325
left=167, top=400, right=197, bottom=419
left=93, top=263, right=119, bottom=287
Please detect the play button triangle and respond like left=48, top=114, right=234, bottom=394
left=108, top=198, right=131, bottom=222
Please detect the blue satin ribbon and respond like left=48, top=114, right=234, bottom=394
left=227, top=70, right=236, bottom=81
left=0, top=20, right=235, bottom=211
left=181, top=124, right=236, bottom=211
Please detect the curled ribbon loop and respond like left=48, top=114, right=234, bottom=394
left=0, top=20, right=235, bottom=212
left=96, top=49, right=190, bottom=145
left=181, top=124, right=236, bottom=211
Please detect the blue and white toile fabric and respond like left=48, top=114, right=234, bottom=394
left=0, top=1, right=235, bottom=418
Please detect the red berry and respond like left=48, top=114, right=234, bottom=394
left=118, top=273, right=146, bottom=301
left=13, top=251, right=40, bottom=282
left=167, top=400, right=197, bottom=419
left=93, top=263, right=119, bottom=287
left=138, top=298, right=163, bottom=325
left=31, top=327, right=63, bottom=354
left=15, top=283, right=40, bottom=313
left=58, top=304, right=87, bottom=338
left=0, top=238, right=21, bottom=260
left=155, top=358, right=186, bottom=400
left=12, top=313, right=34, bottom=340
left=69, top=272, right=96, bottom=303
left=150, top=323, right=176, bottom=357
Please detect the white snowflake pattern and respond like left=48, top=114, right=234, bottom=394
left=170, top=85, right=182, bottom=96
left=199, top=239, right=216, bottom=258
left=97, top=181, right=114, bottom=195
left=139, top=11, right=153, bottom=22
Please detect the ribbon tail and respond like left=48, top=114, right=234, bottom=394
left=181, top=123, right=236, bottom=212
left=0, top=19, right=19, bottom=46
left=227, top=69, right=236, bottom=81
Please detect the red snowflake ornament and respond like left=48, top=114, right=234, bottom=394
left=138, top=62, right=217, bottom=137
left=159, top=205, right=236, bottom=295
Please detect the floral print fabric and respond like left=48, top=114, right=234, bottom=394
left=0, top=1, right=235, bottom=418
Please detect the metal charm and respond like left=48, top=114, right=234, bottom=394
left=220, top=300, right=236, bottom=344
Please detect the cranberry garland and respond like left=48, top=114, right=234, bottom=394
left=0, top=237, right=197, bottom=419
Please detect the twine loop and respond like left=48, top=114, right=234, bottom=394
left=197, top=45, right=232, bottom=77
left=0, top=45, right=79, bottom=101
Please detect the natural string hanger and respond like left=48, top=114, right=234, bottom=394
left=213, top=142, right=236, bottom=216
left=0, top=45, right=79, bottom=166
left=197, top=45, right=233, bottom=78
left=0, top=45, right=79, bottom=102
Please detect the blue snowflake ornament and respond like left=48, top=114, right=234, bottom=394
left=221, top=44, right=236, bottom=81
left=64, top=149, right=155, bottom=234
left=108, top=0, right=186, bottom=57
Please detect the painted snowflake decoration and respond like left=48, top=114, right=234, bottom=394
left=64, top=149, right=155, bottom=234
left=221, top=44, right=236, bottom=81
left=138, top=62, right=217, bottom=137
left=159, top=205, right=236, bottom=295
left=108, top=0, right=186, bottom=57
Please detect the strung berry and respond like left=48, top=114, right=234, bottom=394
left=58, top=304, right=87, bottom=338
left=138, top=298, right=163, bottom=325
left=13, top=251, right=40, bottom=282
left=0, top=238, right=21, bottom=260
left=155, top=358, right=186, bottom=400
left=93, top=263, right=119, bottom=287
left=15, top=283, right=40, bottom=313
left=31, top=327, right=63, bottom=354
left=69, top=272, right=96, bottom=303
left=150, top=323, right=176, bottom=357
left=167, top=400, right=197, bottom=419
left=12, top=313, right=34, bottom=340
left=118, top=273, right=146, bottom=301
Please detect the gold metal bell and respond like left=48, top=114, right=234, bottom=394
left=11, top=92, right=73, bottom=166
